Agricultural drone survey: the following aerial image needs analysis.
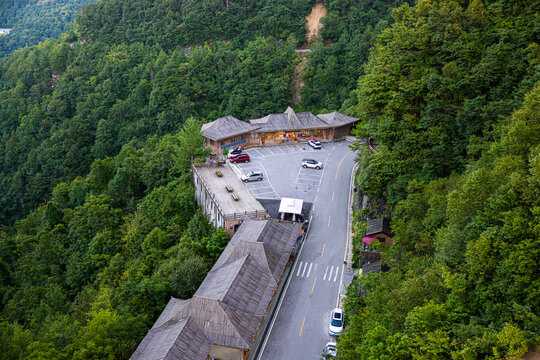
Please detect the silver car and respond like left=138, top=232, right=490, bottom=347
left=241, top=171, right=263, bottom=182
left=301, top=158, right=323, bottom=169
left=323, top=342, right=337, bottom=357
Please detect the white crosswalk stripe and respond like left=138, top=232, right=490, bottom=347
left=295, top=262, right=340, bottom=281
left=296, top=261, right=303, bottom=276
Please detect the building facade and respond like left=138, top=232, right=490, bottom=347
left=201, top=107, right=358, bottom=156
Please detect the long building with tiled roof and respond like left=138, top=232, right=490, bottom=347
left=131, top=219, right=303, bottom=360
left=202, top=107, right=358, bottom=156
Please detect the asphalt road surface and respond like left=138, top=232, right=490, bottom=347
left=234, top=141, right=356, bottom=360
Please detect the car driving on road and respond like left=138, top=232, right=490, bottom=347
left=301, top=158, right=323, bottom=169
left=329, top=308, right=344, bottom=336
left=308, top=140, right=322, bottom=149
left=241, top=171, right=263, bottom=182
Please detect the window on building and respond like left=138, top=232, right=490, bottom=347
left=231, top=137, right=235, bottom=142
left=251, top=133, right=258, bottom=139
left=220, top=140, right=224, bottom=146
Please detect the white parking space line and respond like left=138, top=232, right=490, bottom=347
left=299, top=173, right=322, bottom=181
left=245, top=184, right=269, bottom=189
left=297, top=178, right=321, bottom=185
left=249, top=149, right=265, bottom=157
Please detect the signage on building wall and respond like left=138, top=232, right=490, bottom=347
left=220, top=139, right=246, bottom=149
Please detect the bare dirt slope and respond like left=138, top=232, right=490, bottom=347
left=293, top=3, right=327, bottom=105
left=292, top=57, right=308, bottom=105
left=305, top=3, right=327, bottom=43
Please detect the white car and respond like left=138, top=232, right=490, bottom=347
left=329, top=308, right=344, bottom=336
left=323, top=342, right=337, bottom=357
left=308, top=140, right=322, bottom=149
left=240, top=171, right=263, bottom=182
left=301, top=158, right=323, bottom=169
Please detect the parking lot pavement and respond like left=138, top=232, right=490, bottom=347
left=245, top=144, right=332, bottom=159
left=295, top=166, right=324, bottom=191
left=234, top=160, right=280, bottom=199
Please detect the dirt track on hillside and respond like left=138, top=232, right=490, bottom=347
left=306, top=3, right=327, bottom=43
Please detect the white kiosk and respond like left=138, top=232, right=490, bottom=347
left=279, top=197, right=304, bottom=222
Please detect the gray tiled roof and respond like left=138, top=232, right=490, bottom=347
left=366, top=217, right=392, bottom=237
left=317, top=112, right=359, bottom=127
left=131, top=219, right=302, bottom=359
left=250, top=107, right=329, bottom=132
left=131, top=315, right=211, bottom=360
left=201, top=115, right=257, bottom=141
left=216, top=219, right=302, bottom=281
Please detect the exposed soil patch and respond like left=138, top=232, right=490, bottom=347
left=305, top=3, right=327, bottom=43
left=522, top=349, right=540, bottom=360
left=292, top=57, right=308, bottom=106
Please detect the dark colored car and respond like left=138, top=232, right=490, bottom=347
left=228, top=148, right=242, bottom=158
left=230, top=154, right=250, bottom=163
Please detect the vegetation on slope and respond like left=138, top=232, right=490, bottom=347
left=0, top=0, right=97, bottom=57
left=340, top=83, right=540, bottom=360
left=347, top=0, right=539, bottom=205
left=0, top=38, right=297, bottom=225
left=0, top=118, right=231, bottom=359
left=338, top=0, right=540, bottom=358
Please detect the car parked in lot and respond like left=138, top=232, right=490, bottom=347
left=308, top=140, right=322, bottom=149
left=329, top=308, right=344, bottom=336
left=227, top=148, right=242, bottom=158
left=301, top=158, right=323, bottom=169
left=230, top=154, right=250, bottom=163
left=241, top=171, right=263, bottom=182
left=323, top=342, right=337, bottom=357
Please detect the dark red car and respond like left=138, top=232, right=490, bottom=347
left=230, top=154, right=250, bottom=163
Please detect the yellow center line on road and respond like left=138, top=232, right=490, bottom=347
left=335, top=150, right=351, bottom=180
left=299, top=317, right=306, bottom=336
left=310, top=277, right=317, bottom=295
left=332, top=192, right=334, bottom=201
left=321, top=243, right=326, bottom=257
left=328, top=215, right=331, bottom=227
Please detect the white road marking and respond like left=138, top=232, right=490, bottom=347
left=334, top=266, right=339, bottom=282
left=301, top=262, right=308, bottom=277
left=323, top=265, right=329, bottom=280
left=306, top=263, right=313, bottom=277
left=297, top=262, right=303, bottom=276
left=328, top=266, right=334, bottom=281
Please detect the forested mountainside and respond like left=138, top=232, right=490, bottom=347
left=0, top=0, right=407, bottom=226
left=0, top=0, right=538, bottom=358
left=347, top=0, right=539, bottom=205
left=0, top=0, right=97, bottom=57
left=0, top=118, right=232, bottom=359
left=340, top=0, right=540, bottom=358
left=0, top=0, right=408, bottom=358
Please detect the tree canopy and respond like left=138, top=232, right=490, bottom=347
left=339, top=0, right=540, bottom=358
